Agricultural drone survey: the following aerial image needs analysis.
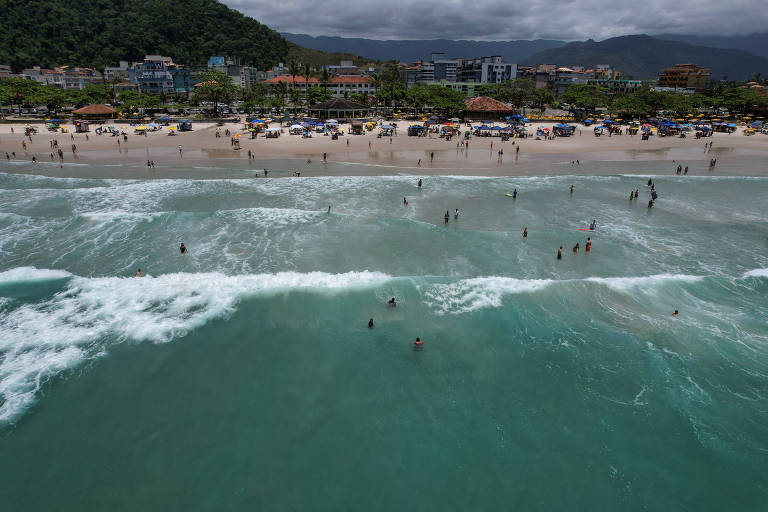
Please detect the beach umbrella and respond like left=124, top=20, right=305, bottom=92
left=233, top=133, right=242, bottom=138
left=167, top=126, right=176, bottom=130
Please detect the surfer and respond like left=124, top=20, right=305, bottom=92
left=388, top=297, right=396, bottom=307
left=414, top=337, right=423, bottom=347
left=445, top=211, right=450, bottom=223
left=557, top=246, right=563, bottom=260
left=179, top=242, right=187, bottom=254
left=368, top=318, right=374, bottom=328
left=589, top=219, right=597, bottom=230
left=513, top=188, right=518, bottom=198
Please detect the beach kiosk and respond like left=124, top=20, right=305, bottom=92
left=74, top=120, right=90, bottom=133
left=177, top=119, right=193, bottom=132
left=350, top=120, right=364, bottom=135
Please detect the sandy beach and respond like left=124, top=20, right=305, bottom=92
left=1, top=120, right=766, bottom=178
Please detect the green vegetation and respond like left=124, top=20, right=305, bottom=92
left=0, top=0, right=288, bottom=70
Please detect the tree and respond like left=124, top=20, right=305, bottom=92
left=29, top=86, right=67, bottom=115
left=1, top=78, right=38, bottom=115
left=561, top=84, right=609, bottom=111
left=426, top=85, right=466, bottom=114
left=531, top=88, right=555, bottom=111
left=306, top=86, right=332, bottom=105
left=193, top=69, right=238, bottom=116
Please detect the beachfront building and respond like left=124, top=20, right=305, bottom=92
left=128, top=55, right=194, bottom=94
left=434, top=79, right=483, bottom=97
left=21, top=66, right=103, bottom=89
left=658, top=63, right=711, bottom=90
left=587, top=78, right=645, bottom=94
left=104, top=62, right=131, bottom=83
left=458, top=56, right=517, bottom=85
left=264, top=74, right=374, bottom=99
left=464, top=96, right=516, bottom=120
left=323, top=60, right=363, bottom=77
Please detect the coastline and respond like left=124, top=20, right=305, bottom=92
left=1, top=121, right=766, bottom=179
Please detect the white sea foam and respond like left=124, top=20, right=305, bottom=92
left=0, top=269, right=392, bottom=423
left=422, top=277, right=554, bottom=314
left=743, top=268, right=768, bottom=278
left=0, top=266, right=72, bottom=284
left=585, top=274, right=704, bottom=291
left=423, top=273, right=705, bottom=314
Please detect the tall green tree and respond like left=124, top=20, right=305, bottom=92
left=193, top=69, right=238, bottom=115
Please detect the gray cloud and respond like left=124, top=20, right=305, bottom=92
left=223, top=0, right=767, bottom=41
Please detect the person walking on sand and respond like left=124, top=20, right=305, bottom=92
left=178, top=145, right=183, bottom=157
left=430, top=151, right=434, bottom=163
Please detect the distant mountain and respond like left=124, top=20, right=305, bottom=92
left=656, top=33, right=768, bottom=58
left=522, top=35, right=768, bottom=80
left=282, top=33, right=566, bottom=64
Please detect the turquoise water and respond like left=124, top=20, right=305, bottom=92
left=0, top=165, right=767, bottom=510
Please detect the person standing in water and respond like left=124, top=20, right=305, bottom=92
left=327, top=205, right=331, bottom=213
left=585, top=238, right=592, bottom=252
left=557, top=246, right=563, bottom=259
left=414, top=337, right=423, bottom=347
left=573, top=243, right=580, bottom=253
left=135, top=269, right=143, bottom=277
left=179, top=243, right=187, bottom=254
left=388, top=297, right=396, bottom=307
left=403, top=197, right=408, bottom=206
left=570, top=184, right=574, bottom=194
left=454, top=209, right=459, bottom=219
left=523, top=227, right=528, bottom=239
left=418, top=178, right=422, bottom=188
left=512, top=188, right=518, bottom=198
left=368, top=318, right=374, bottom=328
left=444, top=210, right=450, bottom=223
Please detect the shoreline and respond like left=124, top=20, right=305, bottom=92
left=1, top=121, right=766, bottom=179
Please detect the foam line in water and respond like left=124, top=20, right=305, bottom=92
left=743, top=268, right=768, bottom=278
left=0, top=269, right=392, bottom=423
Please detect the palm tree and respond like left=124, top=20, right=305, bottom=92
left=321, top=68, right=331, bottom=97
left=370, top=73, right=381, bottom=106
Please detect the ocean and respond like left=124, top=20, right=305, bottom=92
left=0, top=164, right=767, bottom=510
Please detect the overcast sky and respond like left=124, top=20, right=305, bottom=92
left=222, top=0, right=765, bottom=40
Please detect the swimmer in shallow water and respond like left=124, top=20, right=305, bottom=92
left=135, top=269, right=142, bottom=277
left=557, top=246, right=563, bottom=259
left=523, top=227, right=527, bottom=238
left=673, top=309, right=678, bottom=317
left=414, top=337, right=423, bottom=347
left=368, top=318, right=374, bottom=328
left=179, top=243, right=187, bottom=254
left=388, top=297, right=396, bottom=307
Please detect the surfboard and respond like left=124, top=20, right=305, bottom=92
left=505, top=193, right=517, bottom=197
left=579, top=228, right=594, bottom=231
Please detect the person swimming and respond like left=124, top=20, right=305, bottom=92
left=388, top=297, right=396, bottom=307
left=557, top=246, right=563, bottom=259
left=179, top=243, right=187, bottom=254
left=673, top=309, right=678, bottom=317
left=523, top=227, right=528, bottom=238
left=368, top=318, right=374, bottom=328
left=414, top=337, right=423, bottom=347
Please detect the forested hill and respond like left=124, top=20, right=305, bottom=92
left=0, top=0, right=289, bottom=71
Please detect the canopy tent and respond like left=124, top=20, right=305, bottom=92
left=308, top=98, right=371, bottom=120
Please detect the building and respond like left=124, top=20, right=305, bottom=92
left=464, top=96, right=516, bottom=119
left=458, top=56, right=517, bottom=84
left=587, top=79, right=645, bottom=94
left=0, top=64, right=11, bottom=78
left=264, top=74, right=374, bottom=99
left=104, top=61, right=130, bottom=83
left=129, top=55, right=193, bottom=94
left=434, top=79, right=482, bottom=97
left=323, top=60, right=363, bottom=77
left=658, top=63, right=710, bottom=90
left=21, top=66, right=103, bottom=89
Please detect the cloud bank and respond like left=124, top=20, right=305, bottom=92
left=223, top=0, right=767, bottom=41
